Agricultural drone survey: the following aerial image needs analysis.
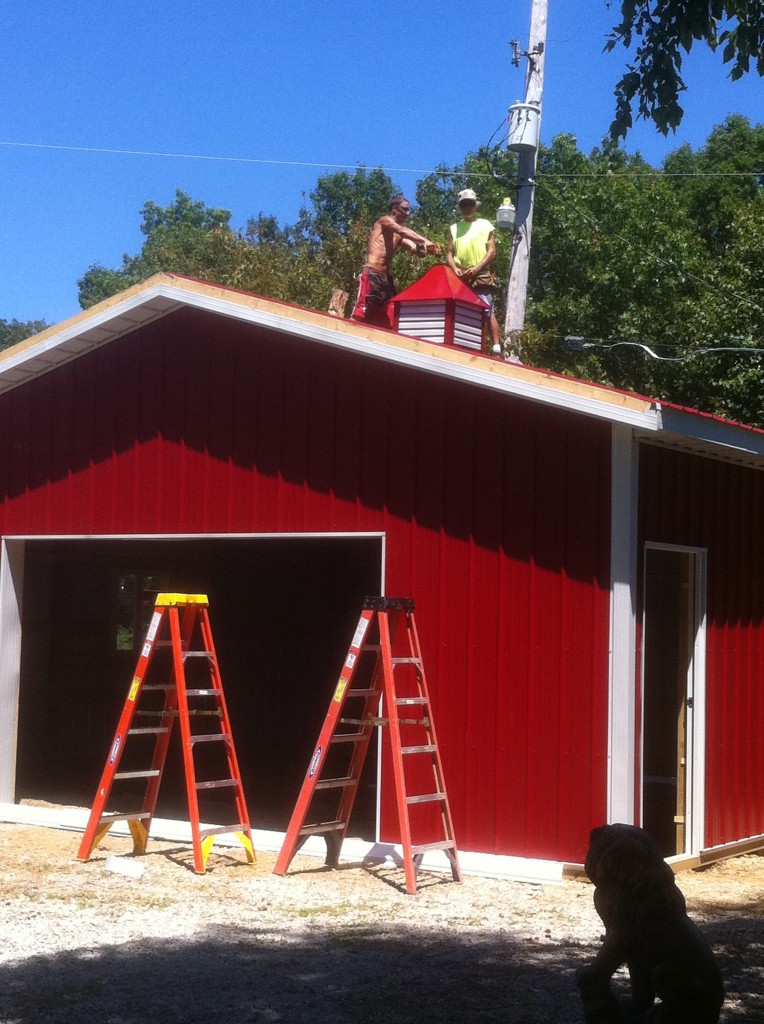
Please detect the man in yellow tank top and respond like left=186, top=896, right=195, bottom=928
left=446, top=188, right=501, bottom=353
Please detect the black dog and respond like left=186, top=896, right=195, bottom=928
left=577, top=824, right=724, bottom=1024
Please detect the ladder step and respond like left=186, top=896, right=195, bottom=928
left=78, top=597, right=254, bottom=876
left=273, top=599, right=460, bottom=894
left=298, top=820, right=344, bottom=836
left=98, top=811, right=152, bottom=822
left=407, top=792, right=446, bottom=805
left=315, top=777, right=356, bottom=790
left=198, top=823, right=249, bottom=838
left=410, top=840, right=457, bottom=855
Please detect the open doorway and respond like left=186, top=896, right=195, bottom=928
left=7, top=534, right=384, bottom=838
left=641, top=544, right=706, bottom=857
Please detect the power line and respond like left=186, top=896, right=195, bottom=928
left=2, top=139, right=760, bottom=183
left=564, top=336, right=764, bottom=361
left=539, top=170, right=764, bottom=178
left=0, top=139, right=497, bottom=180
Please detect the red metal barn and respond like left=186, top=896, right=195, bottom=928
left=0, top=273, right=762, bottom=877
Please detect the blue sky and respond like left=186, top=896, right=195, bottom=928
left=2, top=1, right=763, bottom=326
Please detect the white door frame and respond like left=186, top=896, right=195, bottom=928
left=641, top=542, right=707, bottom=858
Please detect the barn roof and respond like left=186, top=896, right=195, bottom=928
left=5, top=273, right=764, bottom=468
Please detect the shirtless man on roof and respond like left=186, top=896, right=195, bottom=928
left=351, top=195, right=440, bottom=327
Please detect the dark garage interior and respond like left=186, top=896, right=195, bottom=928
left=15, top=535, right=383, bottom=838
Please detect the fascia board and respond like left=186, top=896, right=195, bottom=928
left=0, top=277, right=657, bottom=431
left=153, top=284, right=661, bottom=431
left=654, top=404, right=764, bottom=461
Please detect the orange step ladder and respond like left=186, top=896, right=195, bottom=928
left=77, top=593, right=255, bottom=873
left=274, top=596, right=461, bottom=894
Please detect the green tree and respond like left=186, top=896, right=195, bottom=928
left=608, top=1, right=764, bottom=138
left=0, top=317, right=48, bottom=350
left=522, top=134, right=716, bottom=402
left=78, top=190, right=242, bottom=307
left=663, top=114, right=764, bottom=253
left=296, top=166, right=399, bottom=244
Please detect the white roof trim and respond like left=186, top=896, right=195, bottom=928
left=144, top=282, right=662, bottom=431
left=653, top=404, right=764, bottom=460
left=18, top=279, right=764, bottom=452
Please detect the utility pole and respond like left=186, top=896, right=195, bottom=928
left=504, top=0, right=548, bottom=353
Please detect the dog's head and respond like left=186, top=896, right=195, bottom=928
left=585, top=823, right=686, bottom=922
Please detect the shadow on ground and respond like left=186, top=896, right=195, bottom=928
left=0, top=914, right=761, bottom=1024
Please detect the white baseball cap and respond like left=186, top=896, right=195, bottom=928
left=457, top=188, right=479, bottom=204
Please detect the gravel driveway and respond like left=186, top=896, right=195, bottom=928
left=1, top=822, right=762, bottom=1023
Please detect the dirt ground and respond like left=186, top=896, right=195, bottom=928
left=0, top=822, right=762, bottom=1023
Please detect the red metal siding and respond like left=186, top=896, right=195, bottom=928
left=0, top=308, right=612, bottom=862
left=639, top=444, right=764, bottom=848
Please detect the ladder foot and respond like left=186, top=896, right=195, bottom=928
left=325, top=831, right=342, bottom=869
left=77, top=596, right=255, bottom=878
left=128, top=819, right=148, bottom=856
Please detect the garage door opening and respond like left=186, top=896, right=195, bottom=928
left=12, top=534, right=384, bottom=839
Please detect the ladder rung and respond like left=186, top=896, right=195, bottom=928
left=330, top=732, right=366, bottom=743
left=183, top=651, right=212, bottom=659
left=401, top=744, right=437, bottom=754
left=391, top=657, right=421, bottom=666
left=185, top=688, right=221, bottom=696
left=98, top=811, right=151, bottom=822
left=407, top=792, right=445, bottom=805
left=198, top=823, right=248, bottom=838
left=114, top=769, right=161, bottom=780
left=396, top=697, right=427, bottom=705
left=298, top=820, right=344, bottom=836
left=142, top=684, right=176, bottom=691
left=345, top=688, right=380, bottom=698
left=127, top=727, right=170, bottom=735
left=195, top=778, right=239, bottom=790
left=315, top=777, right=356, bottom=790
left=410, top=840, right=457, bottom=855
left=190, top=734, right=230, bottom=744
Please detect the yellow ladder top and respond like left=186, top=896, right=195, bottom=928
left=155, top=593, right=209, bottom=607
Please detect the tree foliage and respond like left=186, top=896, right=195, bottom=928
left=607, top=1, right=764, bottom=138
left=520, top=116, right=764, bottom=425
left=73, top=116, right=764, bottom=426
left=0, top=317, right=48, bottom=351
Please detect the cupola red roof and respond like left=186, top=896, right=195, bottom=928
left=391, top=265, right=489, bottom=308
